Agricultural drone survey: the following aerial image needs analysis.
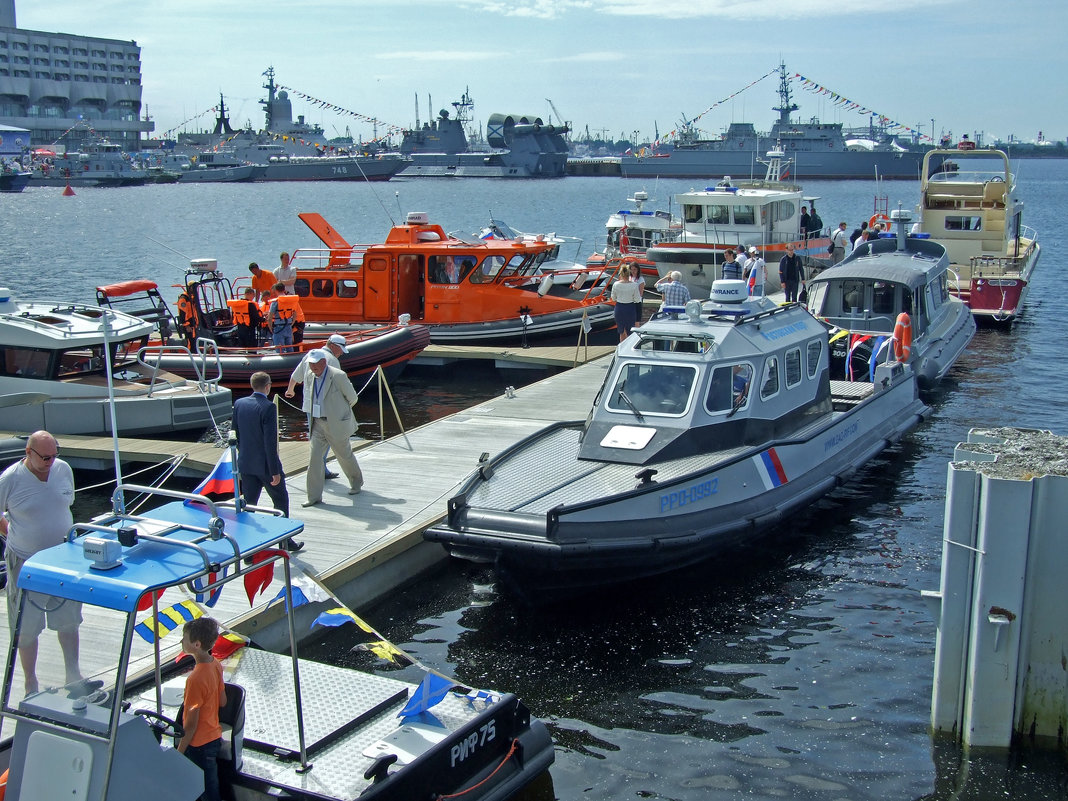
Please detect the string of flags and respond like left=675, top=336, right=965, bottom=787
left=790, top=73, right=932, bottom=141
left=655, top=67, right=779, bottom=148
left=156, top=106, right=220, bottom=141
left=276, top=84, right=402, bottom=144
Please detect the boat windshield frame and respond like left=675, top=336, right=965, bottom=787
left=605, top=361, right=699, bottom=418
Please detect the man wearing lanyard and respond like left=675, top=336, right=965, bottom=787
left=284, top=349, right=363, bottom=507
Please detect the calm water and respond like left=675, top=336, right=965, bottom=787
left=5, top=165, right=1068, bottom=799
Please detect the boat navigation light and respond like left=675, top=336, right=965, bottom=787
left=685, top=299, right=703, bottom=322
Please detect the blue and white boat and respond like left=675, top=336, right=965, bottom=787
left=805, top=210, right=976, bottom=390
left=426, top=281, right=927, bottom=596
left=0, top=478, right=554, bottom=800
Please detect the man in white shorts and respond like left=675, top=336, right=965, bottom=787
left=0, top=430, right=89, bottom=696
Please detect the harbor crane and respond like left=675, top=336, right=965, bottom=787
left=545, top=98, right=570, bottom=137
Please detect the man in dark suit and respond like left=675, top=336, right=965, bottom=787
left=232, top=371, right=302, bottom=552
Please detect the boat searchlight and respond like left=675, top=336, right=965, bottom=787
left=685, top=299, right=703, bottom=322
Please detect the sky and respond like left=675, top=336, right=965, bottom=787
left=14, top=0, right=1068, bottom=147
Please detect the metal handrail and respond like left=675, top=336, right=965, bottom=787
left=137, top=340, right=224, bottom=394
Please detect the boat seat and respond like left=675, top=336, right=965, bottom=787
left=175, top=681, right=245, bottom=770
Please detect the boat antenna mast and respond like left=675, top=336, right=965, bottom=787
left=773, top=61, right=798, bottom=127
left=453, top=88, right=474, bottom=126
left=261, top=66, right=278, bottom=132
left=212, top=92, right=235, bottom=136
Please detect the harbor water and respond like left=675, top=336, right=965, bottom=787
left=4, top=164, right=1068, bottom=799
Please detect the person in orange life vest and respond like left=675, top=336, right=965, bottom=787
left=271, top=282, right=305, bottom=345
left=258, top=288, right=273, bottom=341
left=248, top=262, right=275, bottom=303
left=177, top=616, right=226, bottom=801
left=226, top=287, right=263, bottom=348
left=176, top=282, right=199, bottom=350
left=267, top=285, right=295, bottom=353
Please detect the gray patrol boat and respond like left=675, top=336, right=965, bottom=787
left=426, top=281, right=927, bottom=595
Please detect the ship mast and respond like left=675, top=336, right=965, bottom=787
left=773, top=62, right=798, bottom=127
left=261, top=66, right=277, bottom=131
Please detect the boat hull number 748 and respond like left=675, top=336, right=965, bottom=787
left=451, top=719, right=497, bottom=767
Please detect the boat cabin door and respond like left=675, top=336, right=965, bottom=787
left=396, top=254, right=425, bottom=321
left=362, top=255, right=395, bottom=321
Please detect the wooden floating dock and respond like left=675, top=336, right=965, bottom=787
left=414, top=342, right=616, bottom=369
left=0, top=353, right=614, bottom=694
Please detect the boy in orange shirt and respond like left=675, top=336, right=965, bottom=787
left=178, top=617, right=225, bottom=801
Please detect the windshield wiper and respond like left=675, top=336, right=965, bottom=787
left=617, top=389, right=645, bottom=423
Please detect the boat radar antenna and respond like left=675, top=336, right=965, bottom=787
left=773, top=62, right=798, bottom=127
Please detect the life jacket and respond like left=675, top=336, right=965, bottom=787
left=226, top=298, right=252, bottom=326
left=176, top=292, right=198, bottom=329
left=273, top=294, right=300, bottom=321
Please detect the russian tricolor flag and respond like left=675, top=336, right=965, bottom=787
left=191, top=449, right=236, bottom=498
left=753, top=448, right=789, bottom=490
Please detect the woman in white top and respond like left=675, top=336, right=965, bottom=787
left=610, top=264, right=643, bottom=342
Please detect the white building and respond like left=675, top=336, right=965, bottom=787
left=0, top=0, right=152, bottom=152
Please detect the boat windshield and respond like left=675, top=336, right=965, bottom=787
left=606, top=363, right=696, bottom=417
left=2, top=591, right=128, bottom=738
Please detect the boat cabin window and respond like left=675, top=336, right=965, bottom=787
left=785, top=347, right=802, bottom=388
left=428, top=255, right=463, bottom=284
left=496, top=253, right=531, bottom=280
left=807, top=340, right=823, bottom=378
left=774, top=200, right=796, bottom=223
left=2, top=346, right=51, bottom=378
left=805, top=282, right=827, bottom=317
left=469, top=255, right=506, bottom=284
left=733, top=205, right=756, bottom=226
left=945, top=215, right=982, bottom=231
left=637, top=336, right=713, bottom=354
left=872, top=281, right=896, bottom=316
left=607, top=363, right=696, bottom=417
left=337, top=279, right=359, bottom=298
left=760, top=356, right=780, bottom=400
left=705, top=363, right=753, bottom=413
left=57, top=344, right=107, bottom=376
left=309, top=278, right=334, bottom=298
left=841, top=279, right=865, bottom=314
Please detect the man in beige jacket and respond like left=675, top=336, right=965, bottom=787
left=285, top=349, right=363, bottom=507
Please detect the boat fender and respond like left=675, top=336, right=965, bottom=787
left=892, top=312, right=912, bottom=362
left=869, top=213, right=892, bottom=232
left=537, top=274, right=554, bottom=297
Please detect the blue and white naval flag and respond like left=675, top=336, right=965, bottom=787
left=398, top=672, right=457, bottom=718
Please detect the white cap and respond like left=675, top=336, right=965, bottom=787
left=327, top=333, right=348, bottom=353
left=748, top=246, right=758, bottom=255
left=307, top=348, right=328, bottom=364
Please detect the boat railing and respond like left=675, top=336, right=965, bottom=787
left=137, top=341, right=224, bottom=393
left=291, top=245, right=368, bottom=270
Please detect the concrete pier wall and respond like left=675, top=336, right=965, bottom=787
left=927, top=427, right=1068, bottom=752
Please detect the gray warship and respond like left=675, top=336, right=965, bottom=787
left=621, top=63, right=931, bottom=180
left=398, top=90, right=569, bottom=178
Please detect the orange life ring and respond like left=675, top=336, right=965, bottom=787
left=893, top=312, right=912, bottom=362
left=869, top=213, right=892, bottom=233
left=0, top=767, right=8, bottom=800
